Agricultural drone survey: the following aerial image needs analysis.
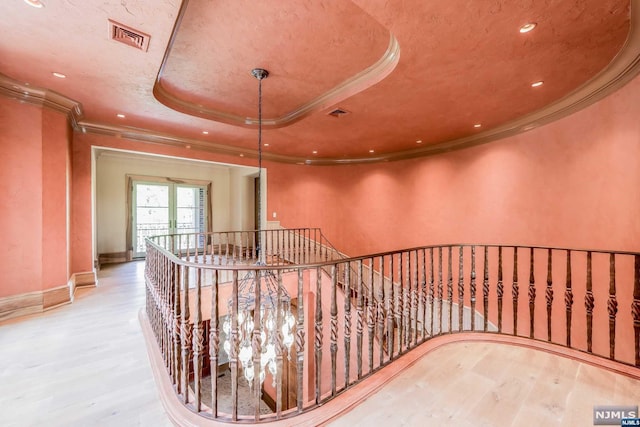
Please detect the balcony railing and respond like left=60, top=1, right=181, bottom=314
left=149, top=227, right=342, bottom=266
left=135, top=223, right=212, bottom=254
left=144, top=230, right=640, bottom=423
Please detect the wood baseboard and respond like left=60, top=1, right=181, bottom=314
left=98, top=252, right=128, bottom=269
left=0, top=270, right=96, bottom=322
left=0, top=291, right=42, bottom=322
left=43, top=285, right=72, bottom=310
left=73, top=271, right=97, bottom=288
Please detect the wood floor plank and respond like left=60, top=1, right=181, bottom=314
left=327, top=341, right=640, bottom=427
left=0, top=261, right=172, bottom=427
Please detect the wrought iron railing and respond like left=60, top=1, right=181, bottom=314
left=144, top=231, right=640, bottom=423
left=135, top=223, right=206, bottom=254
left=150, top=228, right=342, bottom=266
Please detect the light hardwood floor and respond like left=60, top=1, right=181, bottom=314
left=326, top=341, right=640, bottom=427
left=0, top=261, right=172, bottom=427
left=1, top=261, right=638, bottom=427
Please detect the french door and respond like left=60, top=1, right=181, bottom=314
left=132, top=181, right=207, bottom=257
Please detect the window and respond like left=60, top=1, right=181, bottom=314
left=129, top=177, right=210, bottom=257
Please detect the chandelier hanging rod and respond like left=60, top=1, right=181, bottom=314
left=252, top=68, right=268, bottom=262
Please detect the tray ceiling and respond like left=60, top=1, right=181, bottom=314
left=0, top=0, right=637, bottom=164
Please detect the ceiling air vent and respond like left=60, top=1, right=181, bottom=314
left=328, top=108, right=350, bottom=118
left=108, top=19, right=150, bottom=52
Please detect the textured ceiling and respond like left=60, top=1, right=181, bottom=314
left=0, top=0, right=637, bottom=164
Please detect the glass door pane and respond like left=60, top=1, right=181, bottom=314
left=132, top=181, right=207, bottom=257
left=133, top=183, right=170, bottom=256
left=176, top=185, right=206, bottom=250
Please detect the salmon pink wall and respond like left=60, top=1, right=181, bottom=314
left=0, top=98, right=43, bottom=297
left=267, top=75, right=640, bottom=256
left=0, top=98, right=71, bottom=298
left=42, top=108, right=71, bottom=290
left=70, top=134, right=93, bottom=274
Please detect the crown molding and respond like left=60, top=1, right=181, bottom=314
left=77, top=120, right=304, bottom=164
left=0, top=73, right=84, bottom=128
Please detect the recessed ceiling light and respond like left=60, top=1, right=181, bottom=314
left=52, top=72, right=66, bottom=79
left=116, top=113, right=125, bottom=118
left=531, top=81, right=544, bottom=88
left=264, top=143, right=269, bottom=147
left=24, top=0, right=44, bottom=8
left=474, top=123, right=482, bottom=128
left=369, top=149, right=375, bottom=153
left=185, top=145, right=191, bottom=149
left=416, top=140, right=422, bottom=144
left=312, top=150, right=318, bottom=154
left=239, top=153, right=244, bottom=157
left=202, top=131, right=208, bottom=135
left=519, top=23, right=537, bottom=33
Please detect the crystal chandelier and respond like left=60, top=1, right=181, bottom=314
left=221, top=270, right=295, bottom=386
left=221, top=68, right=295, bottom=387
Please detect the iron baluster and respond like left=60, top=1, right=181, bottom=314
left=565, top=250, right=573, bottom=348
left=546, top=249, right=554, bottom=342
left=497, top=246, right=503, bottom=333
left=513, top=247, right=519, bottom=336
left=528, top=247, right=536, bottom=339
left=585, top=252, right=594, bottom=353
left=607, top=253, right=618, bottom=360
left=458, top=246, right=464, bottom=332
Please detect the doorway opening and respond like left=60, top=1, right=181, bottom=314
left=128, top=177, right=210, bottom=258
